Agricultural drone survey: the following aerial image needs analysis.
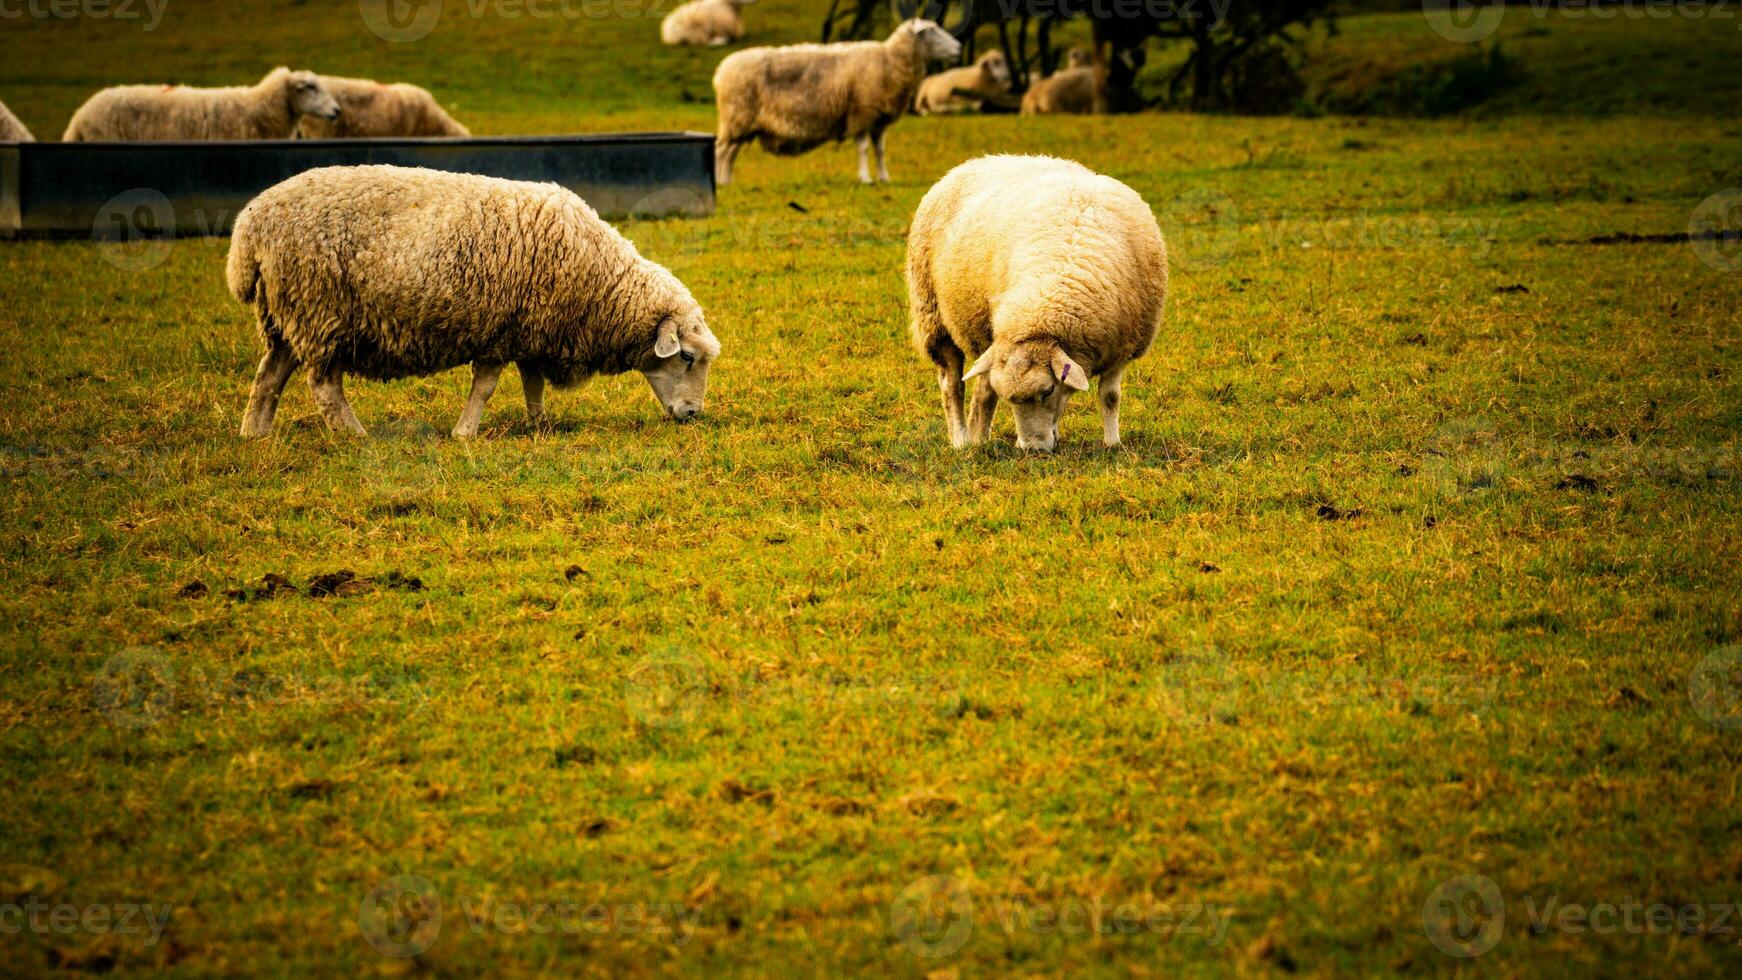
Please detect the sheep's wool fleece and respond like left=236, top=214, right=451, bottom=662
left=662, top=0, right=743, bottom=45
left=908, top=155, right=1167, bottom=370
left=714, top=28, right=928, bottom=154
left=227, top=165, right=698, bottom=384
left=1022, top=67, right=1095, bottom=115
left=65, top=68, right=308, bottom=141
left=298, top=77, right=469, bottom=138
left=0, top=100, right=32, bottom=142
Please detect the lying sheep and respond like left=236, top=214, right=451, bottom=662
left=661, top=0, right=751, bottom=47
left=1020, top=50, right=1095, bottom=116
left=295, top=76, right=469, bottom=138
left=0, top=99, right=32, bottom=141
left=713, top=18, right=961, bottom=185
left=914, top=49, right=1012, bottom=115
left=63, top=68, right=340, bottom=141
left=907, top=155, right=1167, bottom=451
left=226, top=166, right=720, bottom=440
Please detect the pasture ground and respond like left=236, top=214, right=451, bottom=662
left=2, top=1, right=1741, bottom=975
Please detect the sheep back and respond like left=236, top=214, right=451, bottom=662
left=0, top=99, right=33, bottom=142
left=298, top=78, right=470, bottom=138
left=64, top=68, right=302, bottom=141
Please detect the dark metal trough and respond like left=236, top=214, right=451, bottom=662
left=0, top=132, right=715, bottom=239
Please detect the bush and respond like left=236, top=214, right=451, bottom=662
left=1325, top=43, right=1517, bottom=116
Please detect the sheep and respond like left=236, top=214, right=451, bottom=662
left=0, top=99, right=33, bottom=142
left=712, top=18, right=962, bottom=185
left=225, top=165, right=720, bottom=440
left=295, top=76, right=469, bottom=139
left=907, top=155, right=1167, bottom=451
left=63, top=68, right=340, bottom=141
left=913, top=49, right=1012, bottom=115
left=1020, top=50, right=1095, bottom=116
left=661, top=0, right=752, bottom=47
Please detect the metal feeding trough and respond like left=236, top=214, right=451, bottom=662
left=0, top=132, right=715, bottom=239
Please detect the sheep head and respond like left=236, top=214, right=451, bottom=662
left=283, top=70, right=341, bottom=122
left=963, top=339, right=1090, bottom=452
left=638, top=305, right=721, bottom=423
left=978, top=50, right=1012, bottom=89
left=900, top=20, right=962, bottom=65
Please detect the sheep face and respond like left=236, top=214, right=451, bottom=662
left=907, top=20, right=962, bottom=64
left=1067, top=49, right=1092, bottom=69
left=639, top=311, right=721, bottom=422
left=979, top=51, right=1012, bottom=89
left=288, top=71, right=341, bottom=122
left=964, top=340, right=1091, bottom=452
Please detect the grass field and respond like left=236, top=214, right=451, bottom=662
left=3, top=1, right=1742, bottom=975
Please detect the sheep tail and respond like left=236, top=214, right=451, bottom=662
left=225, top=213, right=261, bottom=304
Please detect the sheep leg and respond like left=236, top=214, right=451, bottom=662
left=518, top=362, right=545, bottom=422
left=855, top=135, right=873, bottom=185
left=873, top=128, right=891, bottom=183
left=967, top=376, right=998, bottom=445
left=308, top=368, right=367, bottom=437
left=932, top=345, right=968, bottom=448
left=716, top=139, right=744, bottom=186
left=453, top=361, right=504, bottom=440
left=1099, top=362, right=1128, bottom=447
left=239, top=341, right=298, bottom=439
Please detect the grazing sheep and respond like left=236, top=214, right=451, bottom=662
left=914, top=49, right=1012, bottom=115
left=0, top=99, right=33, bottom=142
left=226, top=166, right=720, bottom=440
left=1020, top=51, right=1095, bottom=116
left=63, top=68, right=340, bottom=141
left=661, top=0, right=752, bottom=47
left=295, top=76, right=469, bottom=138
left=907, top=155, right=1167, bottom=451
left=713, top=18, right=962, bottom=185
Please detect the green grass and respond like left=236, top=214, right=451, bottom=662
left=4, top=1, right=1742, bottom=975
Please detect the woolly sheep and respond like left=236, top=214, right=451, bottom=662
left=295, top=76, right=470, bottom=138
left=63, top=68, right=340, bottom=141
left=0, top=99, right=33, bottom=142
left=914, top=49, right=1012, bottom=115
left=661, top=0, right=752, bottom=47
left=713, top=19, right=962, bottom=185
left=226, top=165, right=720, bottom=440
left=907, top=155, right=1167, bottom=451
left=1020, top=51, right=1095, bottom=116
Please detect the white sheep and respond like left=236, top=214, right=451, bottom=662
left=63, top=68, right=341, bottom=141
left=907, top=155, right=1168, bottom=451
left=295, top=76, right=470, bottom=138
left=661, top=0, right=752, bottom=47
left=913, top=49, right=1012, bottom=115
left=712, top=18, right=962, bottom=185
left=0, top=99, right=33, bottom=142
left=225, top=165, right=720, bottom=440
left=1020, top=50, right=1095, bottom=116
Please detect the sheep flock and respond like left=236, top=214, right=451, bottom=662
left=5, top=15, right=1167, bottom=452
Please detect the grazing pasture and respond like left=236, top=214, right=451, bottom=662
left=2, top=1, right=1741, bottom=975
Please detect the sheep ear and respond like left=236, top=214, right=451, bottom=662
left=1052, top=349, right=1090, bottom=391
left=653, top=317, right=682, bottom=359
left=963, top=347, right=997, bottom=382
